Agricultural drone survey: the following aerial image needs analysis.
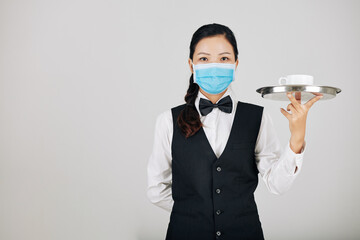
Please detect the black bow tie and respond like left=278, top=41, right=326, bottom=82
left=199, top=95, right=233, bottom=116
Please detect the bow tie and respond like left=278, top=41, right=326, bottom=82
left=199, top=95, right=233, bottom=116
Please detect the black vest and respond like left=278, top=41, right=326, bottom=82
left=165, top=101, right=265, bottom=240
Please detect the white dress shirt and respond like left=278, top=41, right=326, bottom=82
left=147, top=85, right=306, bottom=212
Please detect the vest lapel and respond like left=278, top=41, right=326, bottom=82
left=198, top=101, right=240, bottom=160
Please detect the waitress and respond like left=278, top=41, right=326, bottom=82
left=147, top=23, right=322, bottom=240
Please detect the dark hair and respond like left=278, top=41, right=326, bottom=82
left=177, top=23, right=239, bottom=138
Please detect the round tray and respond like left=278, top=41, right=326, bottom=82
left=256, top=85, right=342, bottom=102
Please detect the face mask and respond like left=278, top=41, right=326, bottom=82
left=192, top=62, right=236, bottom=95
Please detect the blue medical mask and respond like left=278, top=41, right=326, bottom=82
left=192, top=62, right=236, bottom=94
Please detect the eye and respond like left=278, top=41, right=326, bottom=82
left=221, top=57, right=229, bottom=61
left=199, top=57, right=208, bottom=61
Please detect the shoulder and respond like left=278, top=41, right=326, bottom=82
left=171, top=103, right=187, bottom=114
left=238, top=100, right=264, bottom=109
left=168, top=103, right=186, bottom=120
left=155, top=102, right=186, bottom=127
left=259, top=106, right=273, bottom=124
left=237, top=100, right=264, bottom=115
left=155, top=109, right=173, bottom=127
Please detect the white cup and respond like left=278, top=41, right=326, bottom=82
left=278, top=74, right=314, bottom=85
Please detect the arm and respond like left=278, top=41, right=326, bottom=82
left=146, top=110, right=174, bottom=212
left=255, top=107, right=306, bottom=195
left=280, top=92, right=322, bottom=175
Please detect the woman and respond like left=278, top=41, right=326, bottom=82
left=147, top=23, right=322, bottom=240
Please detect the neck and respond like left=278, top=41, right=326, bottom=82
left=200, top=88, right=228, bottom=104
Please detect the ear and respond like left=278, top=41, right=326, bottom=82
left=188, top=58, right=194, bottom=74
left=235, top=59, right=239, bottom=70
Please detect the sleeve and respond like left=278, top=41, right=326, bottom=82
left=255, top=107, right=306, bottom=195
left=146, top=110, right=174, bottom=212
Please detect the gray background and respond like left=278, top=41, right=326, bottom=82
left=0, top=0, right=359, bottom=239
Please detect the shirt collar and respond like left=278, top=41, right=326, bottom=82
left=194, top=85, right=238, bottom=116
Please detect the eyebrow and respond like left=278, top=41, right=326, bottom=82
left=197, top=52, right=231, bottom=55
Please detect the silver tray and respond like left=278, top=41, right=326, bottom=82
left=256, top=85, right=342, bottom=102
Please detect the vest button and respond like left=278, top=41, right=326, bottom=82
left=216, top=209, right=222, bottom=215
left=216, top=231, right=221, bottom=236
left=216, top=188, right=221, bottom=194
left=216, top=166, right=222, bottom=172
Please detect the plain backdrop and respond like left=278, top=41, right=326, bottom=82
left=0, top=0, right=359, bottom=239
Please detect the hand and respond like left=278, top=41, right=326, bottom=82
left=280, top=92, right=323, bottom=153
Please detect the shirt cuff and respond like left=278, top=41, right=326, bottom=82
left=284, top=140, right=306, bottom=175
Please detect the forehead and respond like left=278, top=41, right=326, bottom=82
left=194, top=35, right=233, bottom=54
